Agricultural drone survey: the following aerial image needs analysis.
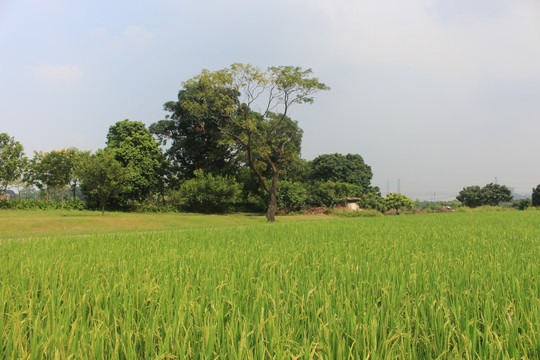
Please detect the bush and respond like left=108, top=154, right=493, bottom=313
left=130, top=202, right=181, bottom=213
left=0, top=198, right=86, bottom=210
left=276, top=181, right=308, bottom=211
left=174, top=171, right=241, bottom=213
left=358, top=193, right=387, bottom=212
left=510, top=199, right=532, bottom=211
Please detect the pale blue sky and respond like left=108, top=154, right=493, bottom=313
left=1, top=0, right=539, bottom=199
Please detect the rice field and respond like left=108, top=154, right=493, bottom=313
left=0, top=211, right=538, bottom=359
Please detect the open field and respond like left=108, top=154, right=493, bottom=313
left=0, top=210, right=332, bottom=240
left=0, top=211, right=539, bottom=358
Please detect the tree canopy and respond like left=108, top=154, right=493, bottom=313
left=531, top=185, right=540, bottom=207
left=385, top=193, right=413, bottom=213
left=25, top=148, right=81, bottom=201
left=0, top=133, right=26, bottom=199
left=310, top=153, right=373, bottom=191
left=150, top=89, right=238, bottom=181
left=106, top=119, right=165, bottom=202
left=77, top=149, right=133, bottom=214
left=456, top=183, right=513, bottom=207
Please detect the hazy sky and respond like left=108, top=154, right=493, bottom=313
left=1, top=0, right=539, bottom=200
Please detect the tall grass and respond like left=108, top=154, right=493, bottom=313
left=0, top=212, right=538, bottom=358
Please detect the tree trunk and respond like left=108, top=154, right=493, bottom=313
left=266, top=173, right=279, bottom=222
left=101, top=201, right=105, bottom=216
left=61, top=188, right=65, bottom=202
left=2, top=182, right=8, bottom=200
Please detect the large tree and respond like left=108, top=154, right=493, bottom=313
left=180, top=64, right=329, bottom=222
left=150, top=89, right=238, bottom=181
left=0, top=133, right=26, bottom=199
left=106, top=119, right=165, bottom=202
left=310, top=153, right=373, bottom=191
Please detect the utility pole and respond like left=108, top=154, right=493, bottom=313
left=397, top=178, right=401, bottom=194
left=387, top=180, right=390, bottom=195
left=495, top=176, right=498, bottom=184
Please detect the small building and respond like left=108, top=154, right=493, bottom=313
left=343, top=197, right=361, bottom=211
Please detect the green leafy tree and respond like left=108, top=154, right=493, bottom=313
left=385, top=193, right=413, bottom=213
left=456, top=186, right=484, bottom=208
left=181, top=63, right=329, bottom=222
left=310, top=153, right=373, bottom=191
left=150, top=89, right=238, bottom=181
left=480, top=183, right=512, bottom=206
left=0, top=133, right=26, bottom=199
left=457, top=183, right=513, bottom=207
left=77, top=149, right=133, bottom=215
left=106, top=119, right=165, bottom=203
left=532, top=185, right=540, bottom=207
left=26, top=149, right=79, bottom=201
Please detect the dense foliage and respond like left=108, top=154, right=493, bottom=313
left=77, top=149, right=134, bottom=214
left=457, top=183, right=513, bottom=207
left=150, top=89, right=238, bottom=180
left=385, top=192, right=414, bottom=212
left=532, top=184, right=540, bottom=207
left=173, top=170, right=241, bottom=213
left=106, top=119, right=165, bottom=202
left=0, top=133, right=26, bottom=198
left=310, top=153, right=373, bottom=191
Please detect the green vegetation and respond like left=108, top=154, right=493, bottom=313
left=385, top=192, right=414, bottom=213
left=456, top=183, right=513, bottom=207
left=179, top=64, right=329, bottom=222
left=310, top=153, right=373, bottom=190
left=0, top=133, right=26, bottom=199
left=0, top=211, right=538, bottom=358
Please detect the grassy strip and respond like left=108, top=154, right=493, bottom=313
left=0, top=210, right=333, bottom=240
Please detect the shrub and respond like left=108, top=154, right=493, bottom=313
left=175, top=171, right=241, bottom=213
left=0, top=198, right=85, bottom=210
left=276, top=180, right=308, bottom=212
left=511, top=199, right=532, bottom=211
left=358, top=193, right=387, bottom=213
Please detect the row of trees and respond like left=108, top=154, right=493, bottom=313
left=1, top=124, right=395, bottom=215
left=457, top=183, right=540, bottom=208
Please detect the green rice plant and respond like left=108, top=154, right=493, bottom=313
left=0, top=212, right=538, bottom=358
